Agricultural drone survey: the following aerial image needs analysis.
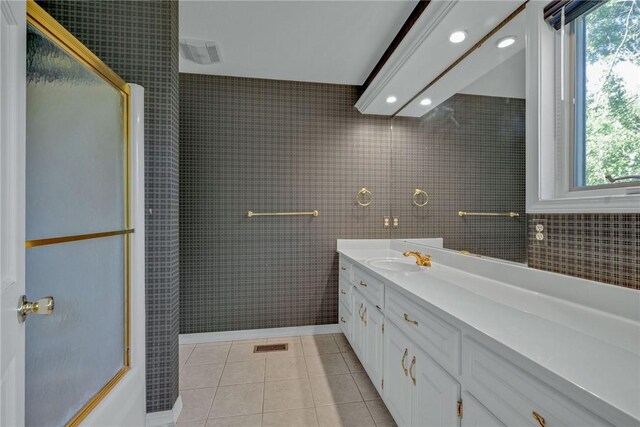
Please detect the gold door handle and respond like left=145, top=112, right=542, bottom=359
left=532, top=411, right=546, bottom=427
left=359, top=280, right=367, bottom=287
left=404, top=313, right=418, bottom=326
left=340, top=317, right=346, bottom=323
left=401, top=348, right=409, bottom=375
left=409, top=356, right=416, bottom=385
left=18, top=295, right=54, bottom=323
left=340, top=289, right=346, bottom=295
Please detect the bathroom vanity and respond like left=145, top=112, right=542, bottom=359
left=337, top=239, right=640, bottom=427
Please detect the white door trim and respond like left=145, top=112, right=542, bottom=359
left=0, top=0, right=26, bottom=425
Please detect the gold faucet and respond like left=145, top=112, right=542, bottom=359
left=403, top=251, right=431, bottom=267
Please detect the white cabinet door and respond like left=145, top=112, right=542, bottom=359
left=351, top=289, right=366, bottom=359
left=383, top=321, right=413, bottom=427
left=411, top=346, right=460, bottom=427
left=364, top=304, right=384, bottom=393
left=460, top=392, right=506, bottom=427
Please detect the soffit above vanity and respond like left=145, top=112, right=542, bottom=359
left=356, top=0, right=527, bottom=116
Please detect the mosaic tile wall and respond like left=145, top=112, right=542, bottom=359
left=38, top=0, right=180, bottom=413
left=179, top=74, right=527, bottom=333
left=528, top=214, right=640, bottom=290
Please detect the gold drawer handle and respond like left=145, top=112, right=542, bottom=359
left=358, top=303, right=364, bottom=321
left=359, top=280, right=367, bottom=287
left=362, top=306, right=367, bottom=325
left=340, top=317, right=346, bottom=323
left=341, top=266, right=347, bottom=271
left=409, top=356, right=416, bottom=385
left=340, top=289, right=346, bottom=295
left=404, top=313, right=418, bottom=326
left=532, top=411, right=546, bottom=427
left=401, top=348, right=408, bottom=375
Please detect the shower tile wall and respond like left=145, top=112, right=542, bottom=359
left=528, top=214, right=640, bottom=290
left=179, top=74, right=527, bottom=333
left=38, top=0, right=180, bottom=413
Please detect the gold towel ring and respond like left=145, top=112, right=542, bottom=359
left=412, top=189, right=429, bottom=207
left=356, top=188, right=372, bottom=207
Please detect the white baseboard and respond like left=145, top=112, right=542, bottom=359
left=180, top=324, right=341, bottom=345
left=146, top=395, right=182, bottom=427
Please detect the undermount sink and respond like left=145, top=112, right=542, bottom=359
left=366, top=257, right=422, bottom=273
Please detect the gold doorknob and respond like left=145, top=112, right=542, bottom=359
left=18, top=295, right=54, bottom=323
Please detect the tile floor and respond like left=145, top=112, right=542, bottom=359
left=177, top=333, right=396, bottom=427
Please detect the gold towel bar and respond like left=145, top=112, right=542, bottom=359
left=458, top=211, right=519, bottom=218
left=246, top=210, right=319, bottom=218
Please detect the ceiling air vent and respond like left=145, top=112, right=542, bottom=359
left=179, top=38, right=222, bottom=65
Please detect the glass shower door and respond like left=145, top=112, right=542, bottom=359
left=25, top=4, right=131, bottom=426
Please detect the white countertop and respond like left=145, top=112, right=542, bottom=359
left=337, top=239, right=640, bottom=425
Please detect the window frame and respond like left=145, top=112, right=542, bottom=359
left=526, top=1, right=640, bottom=214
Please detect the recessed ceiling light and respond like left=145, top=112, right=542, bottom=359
left=449, top=30, right=467, bottom=44
left=420, top=98, right=432, bottom=106
left=496, top=36, right=516, bottom=48
left=386, top=96, right=397, bottom=104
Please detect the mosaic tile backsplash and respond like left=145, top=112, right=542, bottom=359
left=179, top=74, right=527, bottom=334
left=528, top=214, right=640, bottom=290
left=38, top=0, right=180, bottom=413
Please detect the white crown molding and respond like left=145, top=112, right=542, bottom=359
left=146, top=396, right=182, bottom=427
left=180, top=324, right=341, bottom=345
left=355, top=0, right=457, bottom=113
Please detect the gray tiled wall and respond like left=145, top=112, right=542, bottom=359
left=179, top=74, right=527, bottom=333
left=38, top=0, right=180, bottom=413
left=528, top=214, right=640, bottom=290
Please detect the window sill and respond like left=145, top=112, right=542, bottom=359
left=527, top=192, right=640, bottom=213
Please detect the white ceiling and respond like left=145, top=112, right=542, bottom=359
left=179, top=0, right=418, bottom=85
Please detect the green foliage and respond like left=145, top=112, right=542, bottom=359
left=582, top=0, right=640, bottom=186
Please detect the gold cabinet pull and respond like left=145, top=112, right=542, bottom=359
left=341, top=266, right=347, bottom=271
left=404, top=313, right=418, bottom=326
left=358, top=303, right=364, bottom=321
left=532, top=411, right=546, bottom=427
left=409, top=356, right=416, bottom=385
left=340, top=317, right=346, bottom=323
left=359, top=280, right=368, bottom=287
left=401, top=348, right=409, bottom=375
left=362, top=306, right=367, bottom=325
left=340, top=289, right=346, bottom=295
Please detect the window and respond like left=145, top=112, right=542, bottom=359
left=572, top=0, right=640, bottom=189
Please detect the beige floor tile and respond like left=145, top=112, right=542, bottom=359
left=177, top=387, right=217, bottom=423
left=180, top=364, right=225, bottom=390
left=340, top=352, right=365, bottom=374
left=187, top=345, right=231, bottom=366
left=263, top=378, right=315, bottom=413
left=333, top=334, right=352, bottom=353
left=266, top=336, right=301, bottom=345
left=315, top=402, right=375, bottom=427
left=305, top=354, right=350, bottom=377
left=266, top=342, right=304, bottom=359
left=180, top=345, right=196, bottom=371
left=209, top=383, right=264, bottom=419
left=219, top=360, right=266, bottom=386
left=205, top=414, right=262, bottom=427
left=365, top=400, right=396, bottom=427
left=301, top=335, right=340, bottom=355
left=262, top=408, right=318, bottom=427
left=232, top=338, right=267, bottom=345
left=228, top=343, right=268, bottom=362
left=265, top=357, right=307, bottom=381
left=197, top=341, right=233, bottom=347
left=351, top=373, right=380, bottom=401
left=177, top=421, right=207, bottom=427
left=309, top=374, right=363, bottom=407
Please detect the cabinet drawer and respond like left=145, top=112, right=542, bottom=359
left=463, top=337, right=612, bottom=427
left=338, top=277, right=352, bottom=312
left=339, top=257, right=353, bottom=282
left=339, top=301, right=351, bottom=339
left=352, top=266, right=384, bottom=309
left=386, top=287, right=461, bottom=376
